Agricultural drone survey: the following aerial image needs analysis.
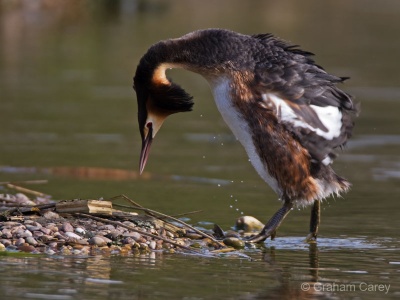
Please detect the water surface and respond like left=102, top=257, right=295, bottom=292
left=1, top=1, right=400, bottom=299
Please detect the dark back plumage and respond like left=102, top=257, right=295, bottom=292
left=248, top=33, right=357, bottom=164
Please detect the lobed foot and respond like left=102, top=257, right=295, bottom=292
left=247, top=229, right=276, bottom=243
left=246, top=201, right=293, bottom=243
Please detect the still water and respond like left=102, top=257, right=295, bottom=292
left=1, top=0, right=400, bottom=299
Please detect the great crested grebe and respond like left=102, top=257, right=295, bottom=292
left=133, top=29, right=358, bottom=243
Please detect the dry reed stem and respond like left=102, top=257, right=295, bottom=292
left=108, top=194, right=225, bottom=248
left=6, top=183, right=48, bottom=198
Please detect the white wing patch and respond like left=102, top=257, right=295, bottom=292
left=263, top=93, right=343, bottom=141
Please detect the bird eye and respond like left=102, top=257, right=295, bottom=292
left=146, top=122, right=152, bottom=128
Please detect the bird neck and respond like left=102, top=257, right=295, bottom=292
left=136, top=29, right=253, bottom=86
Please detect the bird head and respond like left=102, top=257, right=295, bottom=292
left=134, top=63, right=194, bottom=174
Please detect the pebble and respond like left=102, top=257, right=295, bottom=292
left=33, top=231, right=44, bottom=238
left=101, top=236, right=112, bottom=244
left=43, top=211, right=60, bottom=219
left=75, top=227, right=86, bottom=235
left=156, top=240, right=163, bottom=249
left=6, top=245, right=18, bottom=251
left=26, top=237, right=38, bottom=246
left=40, top=227, right=51, bottom=235
left=21, top=230, right=33, bottom=238
left=148, top=241, right=156, bottom=250
left=16, top=193, right=36, bottom=205
left=2, top=229, right=12, bottom=239
left=2, top=221, right=20, bottom=227
left=122, top=221, right=135, bottom=228
left=54, top=232, right=65, bottom=239
left=88, top=236, right=107, bottom=247
left=40, top=227, right=52, bottom=235
left=45, top=248, right=56, bottom=255
left=38, top=235, right=53, bottom=243
left=26, top=225, right=42, bottom=232
left=235, top=216, right=264, bottom=232
left=72, top=249, right=82, bottom=255
left=98, top=225, right=115, bottom=231
left=15, top=238, right=26, bottom=246
left=1, top=239, right=11, bottom=247
left=106, top=230, right=122, bottom=241
left=48, top=242, right=58, bottom=248
left=65, top=232, right=82, bottom=240
left=46, top=224, right=58, bottom=233
left=11, top=225, right=26, bottom=234
left=116, top=226, right=128, bottom=233
left=18, top=243, right=36, bottom=253
left=1, top=192, right=232, bottom=256
left=139, top=243, right=149, bottom=250
left=123, top=232, right=142, bottom=241
left=121, top=237, right=135, bottom=245
left=60, top=246, right=72, bottom=255
left=223, top=237, right=245, bottom=249
left=62, top=222, right=74, bottom=233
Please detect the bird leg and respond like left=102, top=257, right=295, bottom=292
left=248, top=200, right=293, bottom=243
left=305, top=200, right=320, bottom=242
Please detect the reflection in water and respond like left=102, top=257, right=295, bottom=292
left=0, top=165, right=232, bottom=185
left=0, top=237, right=398, bottom=299
left=255, top=245, right=325, bottom=300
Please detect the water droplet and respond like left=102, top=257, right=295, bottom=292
left=217, top=184, right=221, bottom=187
left=235, top=199, right=238, bottom=202
left=230, top=195, right=233, bottom=198
left=240, top=181, right=244, bottom=183
left=221, top=143, right=224, bottom=146
left=200, top=114, right=203, bottom=117
left=236, top=208, right=239, bottom=211
left=202, top=156, right=206, bottom=159
left=241, top=212, right=244, bottom=215
left=229, top=205, right=233, bottom=208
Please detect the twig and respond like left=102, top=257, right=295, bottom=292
left=112, top=203, right=202, bottom=218
left=0, top=180, right=48, bottom=185
left=210, top=247, right=236, bottom=254
left=108, top=194, right=143, bottom=208
left=108, top=194, right=225, bottom=248
left=1, top=203, right=56, bottom=214
left=169, top=210, right=203, bottom=218
left=75, top=213, right=200, bottom=253
left=1, top=203, right=33, bottom=207
left=6, top=183, right=48, bottom=198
